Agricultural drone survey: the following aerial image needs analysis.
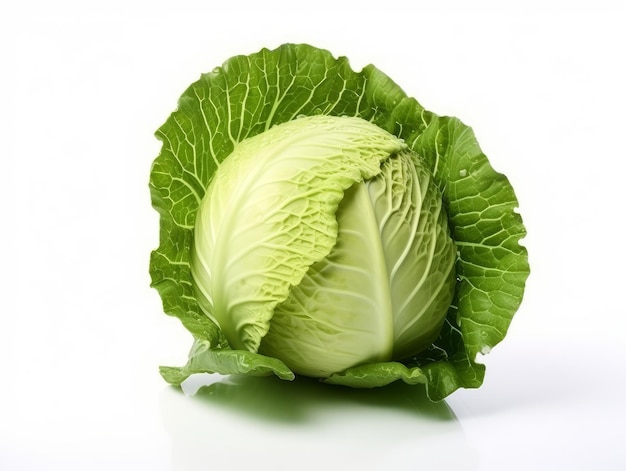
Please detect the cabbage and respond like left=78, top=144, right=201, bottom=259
left=149, top=44, right=529, bottom=401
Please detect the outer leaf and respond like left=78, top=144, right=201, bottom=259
left=160, top=339, right=294, bottom=386
left=434, top=117, right=529, bottom=360
left=149, top=214, right=226, bottom=347
left=407, top=116, right=529, bottom=399
left=324, top=362, right=427, bottom=388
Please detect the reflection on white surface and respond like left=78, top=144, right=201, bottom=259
left=160, top=375, right=478, bottom=470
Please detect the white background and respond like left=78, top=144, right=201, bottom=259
left=2, top=1, right=626, bottom=469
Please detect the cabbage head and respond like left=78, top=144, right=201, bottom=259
left=149, top=44, right=529, bottom=401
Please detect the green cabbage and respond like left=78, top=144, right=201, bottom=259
left=149, top=44, right=529, bottom=401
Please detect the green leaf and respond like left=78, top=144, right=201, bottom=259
left=407, top=116, right=529, bottom=399
left=160, top=339, right=295, bottom=386
left=441, top=118, right=528, bottom=355
left=149, top=215, right=227, bottom=346
left=323, top=362, right=427, bottom=389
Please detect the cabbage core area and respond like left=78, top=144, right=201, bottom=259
left=190, top=115, right=456, bottom=378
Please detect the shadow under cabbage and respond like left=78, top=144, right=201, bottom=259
left=176, top=373, right=457, bottom=424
